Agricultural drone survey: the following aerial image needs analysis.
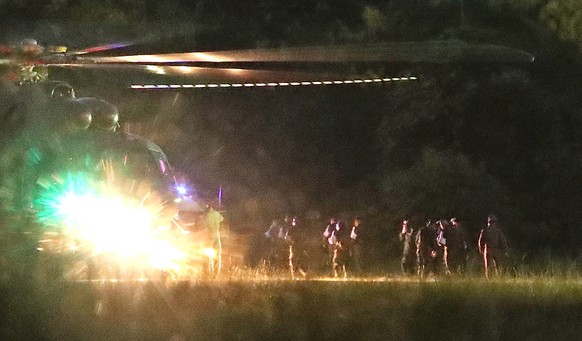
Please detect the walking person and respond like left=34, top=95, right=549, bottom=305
left=478, top=214, right=509, bottom=279
left=349, top=216, right=364, bottom=274
left=399, top=219, right=416, bottom=275
left=322, top=218, right=337, bottom=273
left=286, top=216, right=307, bottom=279
left=264, top=218, right=287, bottom=269
left=444, top=217, right=468, bottom=275
left=416, top=220, right=440, bottom=278
left=205, top=203, right=224, bottom=275
left=329, top=220, right=350, bottom=278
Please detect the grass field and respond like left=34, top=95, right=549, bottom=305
left=2, top=272, right=582, bottom=341
left=2, top=229, right=582, bottom=340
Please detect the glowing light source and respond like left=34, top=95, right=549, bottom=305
left=176, top=184, right=187, bottom=196
left=202, top=247, right=217, bottom=259
left=34, top=172, right=189, bottom=275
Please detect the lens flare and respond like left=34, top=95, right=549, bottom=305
left=202, top=247, right=217, bottom=259
left=33, top=171, right=192, bottom=279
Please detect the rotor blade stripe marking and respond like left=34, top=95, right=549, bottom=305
left=129, top=76, right=417, bottom=89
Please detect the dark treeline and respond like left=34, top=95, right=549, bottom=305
left=2, top=0, right=582, bottom=260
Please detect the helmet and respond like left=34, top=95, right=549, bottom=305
left=487, top=214, right=498, bottom=223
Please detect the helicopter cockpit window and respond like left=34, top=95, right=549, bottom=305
left=51, top=84, right=75, bottom=99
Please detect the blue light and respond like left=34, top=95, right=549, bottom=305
left=176, top=184, right=188, bottom=196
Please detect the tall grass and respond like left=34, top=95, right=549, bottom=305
left=3, top=227, right=582, bottom=341
left=2, top=266, right=582, bottom=340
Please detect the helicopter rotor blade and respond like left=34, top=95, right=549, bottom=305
left=2, top=39, right=532, bottom=86
left=54, top=63, right=351, bottom=82
left=0, top=40, right=534, bottom=68
left=53, top=63, right=417, bottom=89
left=75, top=40, right=534, bottom=65
left=66, top=41, right=135, bottom=56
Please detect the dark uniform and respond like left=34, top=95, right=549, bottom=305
left=443, top=217, right=468, bottom=275
left=286, top=217, right=307, bottom=278
left=435, top=220, right=447, bottom=273
left=349, top=217, right=363, bottom=274
left=399, top=220, right=416, bottom=275
left=478, top=215, right=508, bottom=278
left=264, top=219, right=288, bottom=269
left=329, top=221, right=351, bottom=278
left=416, top=220, right=441, bottom=277
left=322, top=218, right=337, bottom=272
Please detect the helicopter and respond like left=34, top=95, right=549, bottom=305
left=0, top=74, right=194, bottom=280
left=0, top=37, right=534, bottom=280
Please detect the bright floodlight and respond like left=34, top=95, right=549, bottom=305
left=34, top=172, right=187, bottom=272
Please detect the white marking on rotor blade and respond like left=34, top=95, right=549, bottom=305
left=129, top=76, right=417, bottom=90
